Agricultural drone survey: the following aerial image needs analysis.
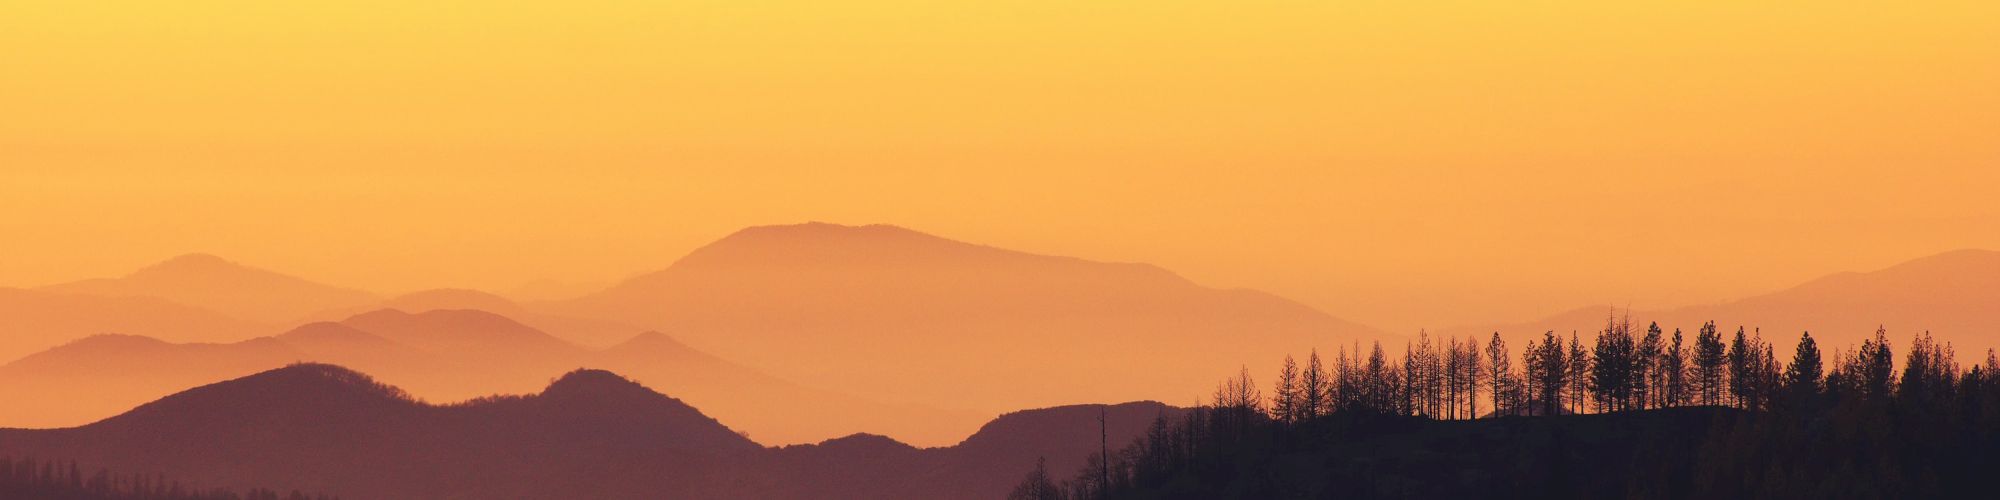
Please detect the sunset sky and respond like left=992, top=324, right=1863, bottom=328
left=4, top=0, right=1998, bottom=330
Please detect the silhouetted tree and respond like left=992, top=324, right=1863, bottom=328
left=1638, top=323, right=1663, bottom=409
left=1860, top=327, right=1896, bottom=401
left=1529, top=331, right=1568, bottom=415
left=1272, top=355, right=1300, bottom=423
left=1590, top=316, right=1637, bottom=412
left=1727, top=327, right=1753, bottom=408
left=1664, top=328, right=1689, bottom=407
left=1694, top=322, right=1727, bottom=406
left=1568, top=332, right=1590, bottom=414
left=1463, top=335, right=1482, bottom=419
left=1414, top=331, right=1440, bottom=417
left=1009, top=457, right=1065, bottom=500
left=1783, top=332, right=1823, bottom=402
left=1486, top=332, right=1515, bottom=417
left=1301, top=350, right=1328, bottom=420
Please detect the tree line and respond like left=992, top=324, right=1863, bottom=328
left=1013, top=318, right=2000, bottom=499
left=0, top=457, right=336, bottom=500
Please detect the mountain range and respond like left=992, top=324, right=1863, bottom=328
left=541, top=222, right=1382, bottom=415
left=0, top=364, right=1179, bottom=500
left=0, top=309, right=957, bottom=446
left=37, top=253, right=379, bottom=324
left=8, top=223, right=2000, bottom=447
left=1453, top=249, right=2000, bottom=361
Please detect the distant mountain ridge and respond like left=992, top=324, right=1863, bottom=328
left=0, top=308, right=966, bottom=445
left=38, top=253, right=379, bottom=324
left=543, top=222, right=1382, bottom=418
left=0, top=364, right=1180, bottom=500
left=0, top=287, right=269, bottom=364
left=300, top=288, right=647, bottom=348
left=1452, top=249, right=2000, bottom=361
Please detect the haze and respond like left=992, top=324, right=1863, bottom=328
left=5, top=1, right=1999, bottom=330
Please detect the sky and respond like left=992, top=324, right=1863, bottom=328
left=4, top=0, right=1998, bottom=331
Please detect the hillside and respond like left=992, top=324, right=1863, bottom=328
left=0, top=287, right=269, bottom=364
left=1454, top=249, right=2000, bottom=361
left=37, top=254, right=378, bottom=324
left=545, top=222, right=1381, bottom=416
left=0, top=309, right=970, bottom=445
left=0, top=365, right=1179, bottom=500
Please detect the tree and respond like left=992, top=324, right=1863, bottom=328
left=1008, top=457, right=1064, bottom=500
left=1664, top=328, right=1688, bottom=407
left=1272, top=355, right=1301, bottom=423
left=1694, top=322, right=1727, bottom=406
left=1568, top=332, right=1590, bottom=414
left=1533, top=331, right=1568, bottom=416
left=1413, top=331, right=1439, bottom=417
left=1366, top=341, right=1391, bottom=413
left=1589, top=316, right=1636, bottom=412
left=1463, top=335, right=1483, bottom=419
left=1727, top=327, right=1753, bottom=408
left=1860, top=326, right=1895, bottom=401
left=1301, top=350, right=1328, bottom=420
left=1637, top=323, right=1663, bottom=409
left=1486, top=332, right=1514, bottom=417
left=1783, top=332, right=1823, bottom=400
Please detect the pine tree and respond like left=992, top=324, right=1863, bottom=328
left=1464, top=335, right=1483, bottom=419
left=1665, top=328, right=1688, bottom=407
left=1694, top=322, right=1727, bottom=406
left=1486, top=332, right=1513, bottom=417
left=1784, top=334, right=1832, bottom=400
left=1272, top=355, right=1301, bottom=423
left=1728, top=326, right=1753, bottom=408
left=1860, top=326, right=1895, bottom=401
left=1568, top=332, right=1590, bottom=414
left=1301, top=350, right=1328, bottom=419
left=1638, top=323, right=1663, bottom=409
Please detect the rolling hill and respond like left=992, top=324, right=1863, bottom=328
left=1453, top=249, right=2000, bottom=361
left=543, top=222, right=1382, bottom=416
left=0, top=309, right=969, bottom=445
left=37, top=253, right=379, bottom=324
left=0, top=287, right=270, bottom=363
left=0, top=364, right=1179, bottom=500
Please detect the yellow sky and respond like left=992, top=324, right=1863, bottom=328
left=4, top=0, right=1998, bottom=330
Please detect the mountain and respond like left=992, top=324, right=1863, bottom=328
left=0, top=364, right=1180, bottom=500
left=0, top=287, right=269, bottom=363
left=0, top=308, right=965, bottom=446
left=301, top=288, right=648, bottom=347
left=543, top=222, right=1380, bottom=418
left=0, top=334, right=304, bottom=428
left=38, top=253, right=379, bottom=324
left=1457, top=249, right=2000, bottom=361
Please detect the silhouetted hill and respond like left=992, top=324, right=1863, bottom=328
left=0, top=310, right=964, bottom=446
left=0, top=365, right=1182, bottom=500
left=38, top=254, right=378, bottom=324
left=1457, top=249, right=2000, bottom=362
left=0, top=287, right=268, bottom=363
left=339, top=308, right=580, bottom=357
left=545, top=222, right=1379, bottom=431
left=0, top=334, right=304, bottom=428
left=301, top=288, right=646, bottom=348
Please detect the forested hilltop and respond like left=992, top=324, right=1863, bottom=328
left=1014, top=318, right=2000, bottom=499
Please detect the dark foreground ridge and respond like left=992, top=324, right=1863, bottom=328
left=1011, top=325, right=2000, bottom=500
left=0, top=364, right=1178, bottom=500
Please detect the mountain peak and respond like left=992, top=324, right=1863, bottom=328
left=1881, top=248, right=2000, bottom=273
left=543, top=368, right=648, bottom=395
left=702, top=222, right=947, bottom=255
left=147, top=253, right=238, bottom=271
left=40, top=253, right=379, bottom=324
left=102, top=363, right=417, bottom=428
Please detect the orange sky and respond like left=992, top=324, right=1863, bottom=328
left=4, top=0, right=1999, bottom=330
